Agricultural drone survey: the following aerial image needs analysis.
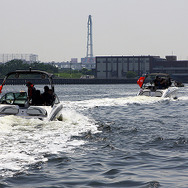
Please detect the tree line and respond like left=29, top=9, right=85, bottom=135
left=0, top=60, right=95, bottom=78
left=0, top=60, right=58, bottom=78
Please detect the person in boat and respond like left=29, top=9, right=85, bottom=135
left=48, top=89, right=55, bottom=104
left=167, top=78, right=172, bottom=87
left=26, top=82, right=36, bottom=103
left=160, top=77, right=171, bottom=89
left=154, top=76, right=170, bottom=89
left=41, top=86, right=53, bottom=105
left=160, top=78, right=166, bottom=89
left=32, top=90, right=43, bottom=106
left=154, top=76, right=162, bottom=89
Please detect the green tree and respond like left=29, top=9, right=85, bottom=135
left=81, top=68, right=93, bottom=75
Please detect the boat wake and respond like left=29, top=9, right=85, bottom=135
left=0, top=109, right=99, bottom=178
left=64, top=96, right=171, bottom=110
left=177, top=96, right=188, bottom=101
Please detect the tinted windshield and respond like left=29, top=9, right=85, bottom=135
left=144, top=74, right=169, bottom=84
left=0, top=92, right=27, bottom=105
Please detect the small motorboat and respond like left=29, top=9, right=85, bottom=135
left=0, top=69, right=63, bottom=121
left=137, top=73, right=179, bottom=99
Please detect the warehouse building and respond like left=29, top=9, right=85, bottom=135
left=96, top=55, right=188, bottom=82
left=96, top=55, right=161, bottom=78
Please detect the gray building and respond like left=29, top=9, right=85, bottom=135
left=96, top=56, right=160, bottom=79
left=152, top=56, right=188, bottom=81
left=96, top=55, right=188, bottom=82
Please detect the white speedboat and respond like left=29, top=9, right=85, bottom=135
left=0, top=69, right=63, bottom=121
left=137, top=73, right=179, bottom=99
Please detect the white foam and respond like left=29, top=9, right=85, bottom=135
left=0, top=109, right=99, bottom=177
left=178, top=96, right=188, bottom=101
left=63, top=96, right=169, bottom=110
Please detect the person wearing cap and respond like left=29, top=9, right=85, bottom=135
left=26, top=82, right=36, bottom=103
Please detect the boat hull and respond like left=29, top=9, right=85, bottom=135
left=137, top=87, right=178, bottom=99
left=0, top=103, right=63, bottom=121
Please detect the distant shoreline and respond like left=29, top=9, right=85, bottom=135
left=0, top=78, right=187, bottom=85
left=0, top=78, right=138, bottom=85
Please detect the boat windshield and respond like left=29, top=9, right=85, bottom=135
left=144, top=74, right=156, bottom=85
left=0, top=92, right=28, bottom=106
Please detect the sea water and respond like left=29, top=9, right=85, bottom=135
left=0, top=84, right=188, bottom=187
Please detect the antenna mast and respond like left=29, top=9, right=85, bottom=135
left=86, top=15, right=93, bottom=62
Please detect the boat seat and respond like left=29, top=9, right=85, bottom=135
left=142, top=91, right=150, bottom=96
left=0, top=106, right=19, bottom=115
left=155, top=91, right=163, bottom=97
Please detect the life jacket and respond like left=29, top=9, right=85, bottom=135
left=0, top=85, right=3, bottom=93
left=28, top=84, right=36, bottom=99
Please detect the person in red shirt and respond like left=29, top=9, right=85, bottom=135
left=26, top=82, right=36, bottom=103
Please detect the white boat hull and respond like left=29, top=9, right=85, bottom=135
left=0, top=103, right=63, bottom=121
left=137, top=87, right=178, bottom=99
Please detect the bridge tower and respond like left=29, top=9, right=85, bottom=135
left=86, top=15, right=94, bottom=62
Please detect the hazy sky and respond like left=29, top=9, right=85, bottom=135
left=0, top=0, right=188, bottom=62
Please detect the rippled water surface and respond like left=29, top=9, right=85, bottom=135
left=0, top=84, right=188, bottom=187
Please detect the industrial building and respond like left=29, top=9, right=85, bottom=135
left=96, top=55, right=188, bottom=82
left=152, top=57, right=188, bottom=81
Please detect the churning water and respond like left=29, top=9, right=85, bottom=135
left=0, top=84, right=188, bottom=187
